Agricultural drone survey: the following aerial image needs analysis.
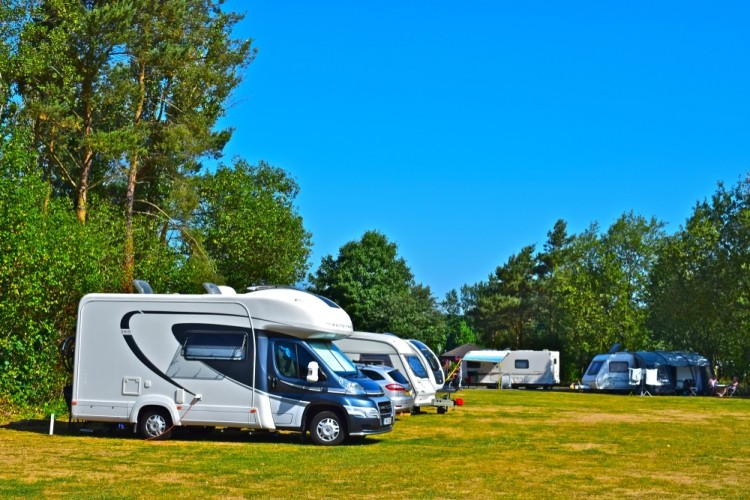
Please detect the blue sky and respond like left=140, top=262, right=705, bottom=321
left=220, top=1, right=749, bottom=299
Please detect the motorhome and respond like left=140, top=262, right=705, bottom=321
left=581, top=349, right=712, bottom=395
left=70, top=284, right=394, bottom=446
left=462, top=349, right=560, bottom=389
left=334, top=332, right=440, bottom=412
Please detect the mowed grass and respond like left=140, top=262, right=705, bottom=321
left=1, top=389, right=749, bottom=498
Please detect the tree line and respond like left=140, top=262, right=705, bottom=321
left=1, top=2, right=748, bottom=412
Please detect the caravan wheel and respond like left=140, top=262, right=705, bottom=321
left=310, top=411, right=345, bottom=446
left=138, top=408, right=172, bottom=440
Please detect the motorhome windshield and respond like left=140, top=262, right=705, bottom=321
left=308, top=340, right=357, bottom=376
left=405, top=354, right=429, bottom=378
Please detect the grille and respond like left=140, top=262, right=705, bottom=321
left=378, top=400, right=393, bottom=417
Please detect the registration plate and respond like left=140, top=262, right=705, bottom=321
left=383, top=417, right=392, bottom=425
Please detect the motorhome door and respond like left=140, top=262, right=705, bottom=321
left=268, top=339, right=320, bottom=427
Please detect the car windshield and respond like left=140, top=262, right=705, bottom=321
left=307, top=340, right=357, bottom=376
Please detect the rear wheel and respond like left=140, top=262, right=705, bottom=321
left=138, top=408, right=172, bottom=440
left=310, top=411, right=345, bottom=446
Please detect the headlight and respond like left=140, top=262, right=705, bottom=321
left=340, top=378, right=366, bottom=395
left=345, top=405, right=380, bottom=419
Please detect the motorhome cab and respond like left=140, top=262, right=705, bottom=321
left=70, top=285, right=394, bottom=445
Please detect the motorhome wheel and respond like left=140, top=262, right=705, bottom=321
left=138, top=408, right=172, bottom=440
left=310, top=411, right=345, bottom=446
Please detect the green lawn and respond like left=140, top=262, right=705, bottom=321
left=1, top=389, right=748, bottom=498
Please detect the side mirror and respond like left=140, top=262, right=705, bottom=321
left=306, top=361, right=320, bottom=383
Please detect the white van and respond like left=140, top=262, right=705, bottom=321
left=69, top=285, right=394, bottom=446
left=334, top=332, right=437, bottom=412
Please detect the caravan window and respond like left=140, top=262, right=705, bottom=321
left=515, top=359, right=530, bottom=369
left=609, top=361, right=629, bottom=373
left=586, top=361, right=604, bottom=376
left=405, top=355, right=429, bottom=378
left=183, top=332, right=247, bottom=361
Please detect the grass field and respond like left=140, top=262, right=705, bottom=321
left=1, top=389, right=749, bottom=498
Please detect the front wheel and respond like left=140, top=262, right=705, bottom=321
left=310, top=411, right=345, bottom=446
left=138, top=408, right=172, bottom=440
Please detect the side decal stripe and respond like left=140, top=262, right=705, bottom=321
left=123, top=334, right=195, bottom=396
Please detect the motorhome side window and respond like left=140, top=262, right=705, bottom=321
left=609, top=361, right=629, bottom=373
left=515, top=359, right=530, bottom=369
left=274, top=341, right=315, bottom=381
left=183, top=331, right=247, bottom=361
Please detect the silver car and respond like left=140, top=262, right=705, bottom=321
left=357, top=364, right=414, bottom=414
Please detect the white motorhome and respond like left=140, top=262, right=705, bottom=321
left=463, top=349, right=560, bottom=389
left=334, top=332, right=439, bottom=412
left=70, top=285, right=394, bottom=445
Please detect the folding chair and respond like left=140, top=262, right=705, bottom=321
left=726, top=384, right=739, bottom=397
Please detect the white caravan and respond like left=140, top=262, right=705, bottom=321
left=334, top=332, right=439, bottom=412
left=463, top=349, right=560, bottom=389
left=408, top=339, right=445, bottom=391
left=580, top=351, right=637, bottom=392
left=70, top=285, right=394, bottom=445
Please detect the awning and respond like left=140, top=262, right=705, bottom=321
left=462, top=350, right=509, bottom=363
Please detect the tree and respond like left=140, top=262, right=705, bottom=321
left=196, top=159, right=312, bottom=291
left=465, top=245, right=539, bottom=349
left=649, top=178, right=750, bottom=378
left=5, top=0, right=255, bottom=289
left=441, top=289, right=478, bottom=352
left=588, top=212, right=666, bottom=352
left=308, top=231, right=445, bottom=347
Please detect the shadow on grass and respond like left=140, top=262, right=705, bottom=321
left=1, top=418, right=386, bottom=446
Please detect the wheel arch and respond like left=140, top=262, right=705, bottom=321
left=303, top=403, right=348, bottom=436
left=130, top=395, right=180, bottom=426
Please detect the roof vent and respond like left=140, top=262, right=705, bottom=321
left=133, top=280, right=153, bottom=294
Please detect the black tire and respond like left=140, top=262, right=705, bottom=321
left=437, top=406, right=447, bottom=415
left=138, top=408, right=172, bottom=440
left=413, top=406, right=421, bottom=414
left=310, top=411, right=345, bottom=446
